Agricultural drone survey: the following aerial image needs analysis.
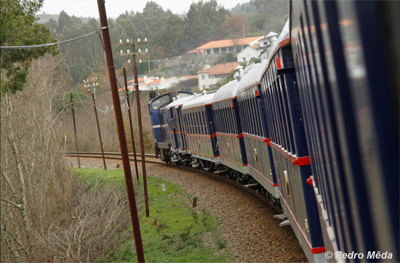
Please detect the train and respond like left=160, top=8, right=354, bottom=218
left=148, top=0, right=399, bottom=262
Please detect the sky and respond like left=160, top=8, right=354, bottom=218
left=40, top=0, right=250, bottom=18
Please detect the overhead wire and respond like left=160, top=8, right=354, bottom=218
left=2, top=24, right=132, bottom=110
left=0, top=27, right=108, bottom=49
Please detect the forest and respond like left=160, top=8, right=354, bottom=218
left=38, top=0, right=287, bottom=88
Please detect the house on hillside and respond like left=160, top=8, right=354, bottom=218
left=237, top=45, right=263, bottom=63
left=187, top=36, right=263, bottom=56
left=197, top=62, right=239, bottom=90
left=237, top=32, right=279, bottom=63
left=259, top=32, right=279, bottom=61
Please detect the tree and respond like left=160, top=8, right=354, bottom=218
left=156, top=14, right=185, bottom=57
left=0, top=0, right=58, bottom=93
left=183, top=0, right=230, bottom=50
left=220, top=15, right=250, bottom=39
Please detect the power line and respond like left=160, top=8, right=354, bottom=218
left=0, top=27, right=107, bottom=50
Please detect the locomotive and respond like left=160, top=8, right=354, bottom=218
left=148, top=0, right=399, bottom=262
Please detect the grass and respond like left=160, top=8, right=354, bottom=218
left=73, top=168, right=228, bottom=263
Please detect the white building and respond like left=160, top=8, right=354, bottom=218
left=197, top=62, right=239, bottom=90
left=236, top=32, right=279, bottom=63
left=259, top=32, right=279, bottom=61
left=237, top=45, right=263, bottom=63
left=188, top=36, right=263, bottom=56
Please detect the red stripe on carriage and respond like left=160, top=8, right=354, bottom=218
left=255, top=90, right=259, bottom=96
left=264, top=138, right=271, bottom=145
left=273, top=183, right=278, bottom=187
left=276, top=57, right=282, bottom=69
left=214, top=155, right=220, bottom=158
left=236, top=133, right=244, bottom=138
left=306, top=176, right=313, bottom=186
left=292, top=156, right=311, bottom=166
left=311, top=247, right=326, bottom=254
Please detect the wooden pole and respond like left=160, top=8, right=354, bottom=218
left=132, top=45, right=150, bottom=218
left=90, top=89, right=107, bottom=170
left=70, top=92, right=81, bottom=168
left=123, top=68, right=140, bottom=181
left=97, top=1, right=145, bottom=262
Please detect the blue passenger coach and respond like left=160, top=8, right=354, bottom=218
left=212, top=79, right=248, bottom=175
left=235, top=61, right=279, bottom=198
left=182, top=92, right=219, bottom=168
left=291, top=0, right=399, bottom=258
left=148, top=91, right=192, bottom=161
left=259, top=20, right=325, bottom=261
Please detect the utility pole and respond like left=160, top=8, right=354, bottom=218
left=70, top=92, right=81, bottom=168
left=84, top=78, right=107, bottom=170
left=123, top=67, right=140, bottom=182
left=97, top=1, right=145, bottom=262
left=120, top=38, right=150, bottom=218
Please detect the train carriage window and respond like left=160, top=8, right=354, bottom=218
left=273, top=80, right=284, bottom=147
left=249, top=91, right=255, bottom=135
left=199, top=110, right=203, bottom=135
left=201, top=110, right=205, bottom=135
left=278, top=79, right=290, bottom=151
left=267, top=74, right=279, bottom=144
left=242, top=96, right=251, bottom=134
left=189, top=111, right=193, bottom=134
left=194, top=110, right=198, bottom=135
left=254, top=92, right=262, bottom=136
left=196, top=109, right=203, bottom=134
left=241, top=96, right=247, bottom=133
left=263, top=81, right=274, bottom=140
left=243, top=98, right=248, bottom=134
left=261, top=78, right=271, bottom=138
left=216, top=107, right=220, bottom=133
left=272, top=80, right=283, bottom=146
left=280, top=78, right=293, bottom=152
left=187, top=112, right=191, bottom=134
left=223, top=107, right=227, bottom=134
left=242, top=95, right=248, bottom=133
left=249, top=91, right=256, bottom=135
left=253, top=90, right=259, bottom=136
left=252, top=91, right=258, bottom=136
left=232, top=104, right=237, bottom=134
left=231, top=103, right=237, bottom=134
left=194, top=111, right=198, bottom=134
left=202, top=109, right=206, bottom=135
left=218, top=107, right=222, bottom=133
left=277, top=78, right=290, bottom=152
left=192, top=110, right=195, bottom=134
left=227, top=106, right=232, bottom=134
left=205, top=109, right=208, bottom=135
left=281, top=76, right=296, bottom=154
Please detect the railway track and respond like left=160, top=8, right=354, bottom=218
left=65, top=151, right=281, bottom=213
left=65, top=151, right=164, bottom=165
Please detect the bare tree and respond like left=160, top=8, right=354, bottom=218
left=1, top=55, right=131, bottom=262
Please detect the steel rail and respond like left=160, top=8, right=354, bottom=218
left=66, top=152, right=281, bottom=213
left=65, top=152, right=163, bottom=165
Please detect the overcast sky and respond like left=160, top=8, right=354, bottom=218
left=40, top=0, right=250, bottom=18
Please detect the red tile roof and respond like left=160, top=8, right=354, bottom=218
left=189, top=36, right=262, bottom=54
left=182, top=75, right=198, bottom=79
left=197, top=62, right=240, bottom=76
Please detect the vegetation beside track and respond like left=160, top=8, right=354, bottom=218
left=74, top=168, right=229, bottom=263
